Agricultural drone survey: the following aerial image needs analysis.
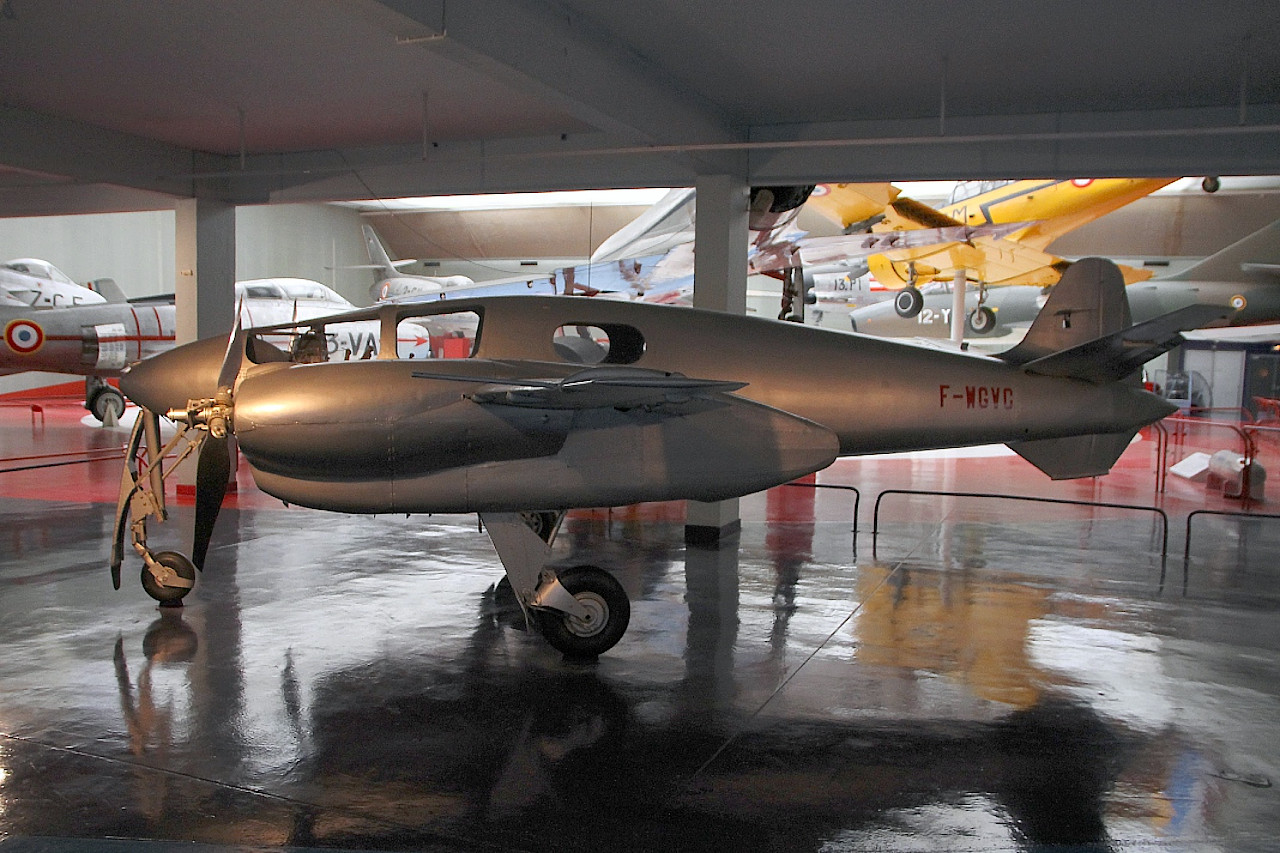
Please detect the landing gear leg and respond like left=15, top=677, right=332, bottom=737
left=111, top=410, right=204, bottom=604
left=966, top=282, right=996, bottom=335
left=894, top=262, right=925, bottom=319
left=480, top=512, right=630, bottom=658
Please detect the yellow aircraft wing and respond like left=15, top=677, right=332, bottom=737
left=865, top=236, right=1155, bottom=289
left=807, top=178, right=1173, bottom=290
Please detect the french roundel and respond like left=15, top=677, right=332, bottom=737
left=4, top=319, right=45, bottom=354
left=1071, top=179, right=1094, bottom=188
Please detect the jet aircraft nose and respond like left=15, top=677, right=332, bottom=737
left=120, top=335, right=227, bottom=414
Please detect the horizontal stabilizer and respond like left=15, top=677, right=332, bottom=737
left=1007, top=431, right=1136, bottom=480
left=1019, top=304, right=1231, bottom=383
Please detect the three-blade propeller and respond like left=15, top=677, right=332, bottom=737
left=183, top=324, right=247, bottom=570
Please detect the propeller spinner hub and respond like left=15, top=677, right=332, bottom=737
left=168, top=394, right=234, bottom=438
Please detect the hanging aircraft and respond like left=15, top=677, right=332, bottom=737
left=848, top=219, right=1280, bottom=339
left=2, top=278, right=434, bottom=420
left=805, top=178, right=1176, bottom=325
left=1, top=257, right=114, bottom=308
left=551, top=184, right=1029, bottom=311
left=550, top=180, right=1171, bottom=326
left=350, top=223, right=568, bottom=303
left=109, top=257, right=1226, bottom=658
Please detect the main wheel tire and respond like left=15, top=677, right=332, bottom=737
left=140, top=550, right=197, bottom=604
left=894, top=286, right=924, bottom=318
left=90, top=387, right=126, bottom=422
left=966, top=306, right=997, bottom=335
left=535, top=566, right=630, bottom=658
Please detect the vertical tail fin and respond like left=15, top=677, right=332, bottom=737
left=362, top=224, right=402, bottom=278
left=1159, top=220, right=1280, bottom=283
left=997, top=257, right=1132, bottom=366
left=1007, top=432, right=1139, bottom=480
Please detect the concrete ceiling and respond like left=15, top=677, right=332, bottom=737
left=2, top=0, right=1279, bottom=216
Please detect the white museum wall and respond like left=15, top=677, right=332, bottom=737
left=1, top=203, right=372, bottom=396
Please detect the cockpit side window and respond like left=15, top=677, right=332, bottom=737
left=553, top=323, right=645, bottom=365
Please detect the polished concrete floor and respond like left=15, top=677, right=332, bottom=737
left=1, top=397, right=1279, bottom=852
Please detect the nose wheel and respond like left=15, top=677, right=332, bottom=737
left=140, top=550, right=197, bottom=604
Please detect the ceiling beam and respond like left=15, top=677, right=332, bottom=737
left=258, top=103, right=1280, bottom=204
left=371, top=0, right=739, bottom=149
left=0, top=106, right=204, bottom=200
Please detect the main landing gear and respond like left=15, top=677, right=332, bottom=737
left=481, top=512, right=630, bottom=658
left=110, top=412, right=633, bottom=654
left=86, top=376, right=126, bottom=423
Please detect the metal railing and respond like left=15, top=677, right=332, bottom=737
left=783, top=480, right=861, bottom=552
left=1182, top=509, right=1280, bottom=562
left=0, top=446, right=126, bottom=475
left=872, top=488, right=1169, bottom=560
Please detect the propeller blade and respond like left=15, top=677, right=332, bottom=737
left=216, top=321, right=247, bottom=394
left=192, top=434, right=231, bottom=570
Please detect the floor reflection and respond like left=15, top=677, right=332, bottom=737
left=0, top=495, right=1269, bottom=850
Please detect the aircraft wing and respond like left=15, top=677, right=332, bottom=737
left=868, top=235, right=1155, bottom=288
left=412, top=365, right=746, bottom=410
left=590, top=188, right=697, bottom=264
left=785, top=222, right=1030, bottom=274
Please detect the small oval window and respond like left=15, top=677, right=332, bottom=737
left=553, top=323, right=645, bottom=365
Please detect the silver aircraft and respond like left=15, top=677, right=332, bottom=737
left=110, top=258, right=1225, bottom=657
left=2, top=278, right=435, bottom=420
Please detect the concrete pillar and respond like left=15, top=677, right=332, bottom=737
left=686, top=174, right=750, bottom=546
left=173, top=197, right=239, bottom=498
left=950, top=266, right=967, bottom=345
left=175, top=197, right=237, bottom=345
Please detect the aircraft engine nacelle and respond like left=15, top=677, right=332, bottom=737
left=233, top=362, right=839, bottom=515
left=748, top=185, right=817, bottom=232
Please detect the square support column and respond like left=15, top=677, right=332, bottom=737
left=173, top=197, right=239, bottom=499
left=175, top=197, right=237, bottom=345
left=686, top=174, right=750, bottom=547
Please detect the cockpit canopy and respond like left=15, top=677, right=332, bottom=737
left=947, top=180, right=1016, bottom=206
left=2, top=258, right=77, bottom=284
left=235, top=278, right=351, bottom=306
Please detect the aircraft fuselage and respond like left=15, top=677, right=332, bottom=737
left=123, top=295, right=1172, bottom=515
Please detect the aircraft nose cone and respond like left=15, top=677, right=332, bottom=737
left=120, top=335, right=228, bottom=413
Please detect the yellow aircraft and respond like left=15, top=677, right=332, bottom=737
left=806, top=178, right=1175, bottom=330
